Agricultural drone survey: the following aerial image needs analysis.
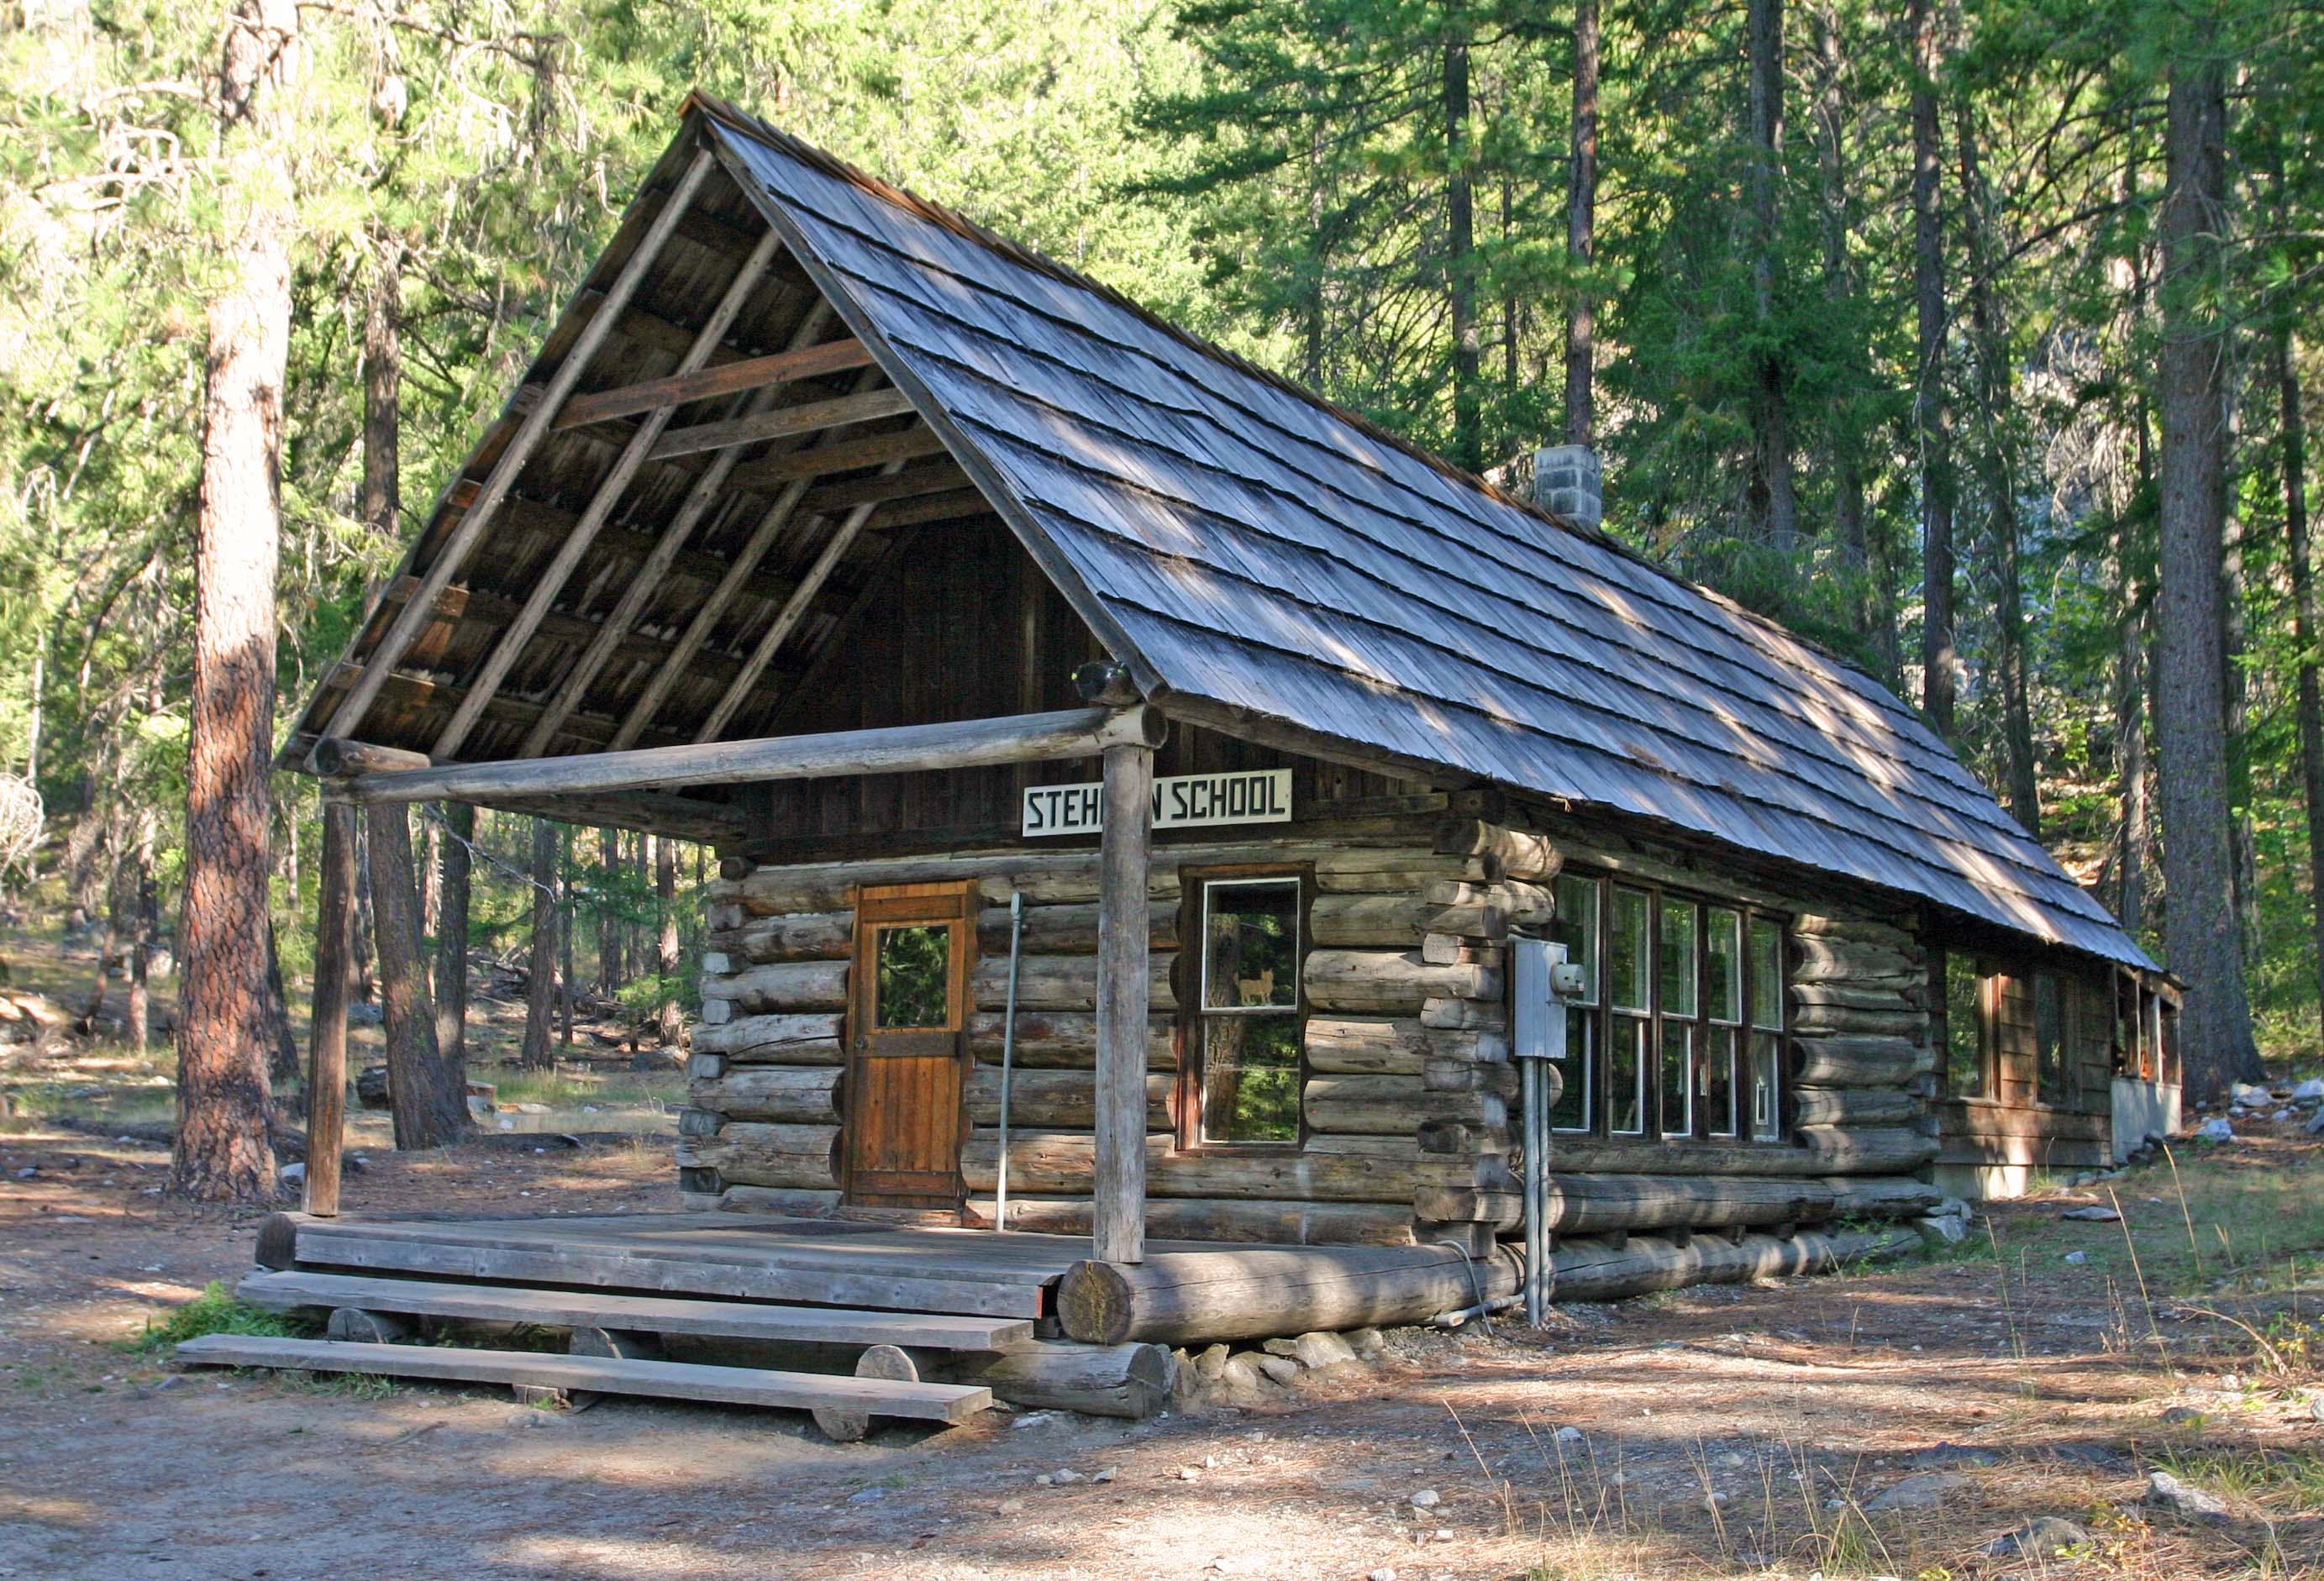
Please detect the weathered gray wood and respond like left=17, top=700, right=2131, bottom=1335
left=1790, top=1034, right=1927, bottom=1086
left=961, top=1130, right=1439, bottom=1202
left=693, top=1011, right=845, bottom=1064
left=308, top=739, right=430, bottom=777
left=690, top=1065, right=844, bottom=1123
left=1826, top=1176, right=1945, bottom=1216
left=173, top=1333, right=993, bottom=1423
left=554, top=334, right=872, bottom=428
left=1422, top=878, right=1554, bottom=927
left=948, top=1341, right=1175, bottom=1419
left=1303, top=949, right=1501, bottom=1013
left=707, top=1185, right=844, bottom=1216
left=1543, top=1127, right=1938, bottom=1177
left=969, top=952, right=1177, bottom=1012
left=1788, top=1002, right=1927, bottom=1037
left=965, top=1066, right=1170, bottom=1130
left=322, top=149, right=718, bottom=743
left=646, top=386, right=917, bottom=460
left=1790, top=913, right=1918, bottom=950
left=674, top=1121, right=842, bottom=1190
left=303, top=802, right=356, bottom=1217
left=966, top=1011, right=1177, bottom=1069
left=1790, top=1086, right=1922, bottom=1127
left=1534, top=1173, right=1838, bottom=1233
left=1059, top=1244, right=1514, bottom=1345
left=974, top=900, right=1178, bottom=956
left=968, top=1195, right=1417, bottom=1247
left=434, top=226, right=789, bottom=759
left=1093, top=739, right=1154, bottom=1265
left=324, top=1305, right=411, bottom=1344
left=1302, top=1074, right=1501, bottom=1135
left=699, top=959, right=850, bottom=1012
left=707, top=909, right=853, bottom=964
left=1543, top=1225, right=1919, bottom=1303
left=812, top=1341, right=923, bottom=1441
left=347, top=706, right=1167, bottom=805
left=1433, top=819, right=1563, bottom=881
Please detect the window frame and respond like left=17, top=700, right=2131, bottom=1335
left=1540, top=868, right=1792, bottom=1145
left=1175, top=863, right=1312, bottom=1151
left=1936, top=945, right=1997, bottom=1103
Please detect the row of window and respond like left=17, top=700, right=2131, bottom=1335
left=1940, top=951, right=2176, bottom=1106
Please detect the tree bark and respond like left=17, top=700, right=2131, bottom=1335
left=655, top=833, right=682, bottom=1048
left=174, top=0, right=300, bottom=1203
left=559, top=822, right=575, bottom=1048
left=264, top=921, right=301, bottom=1089
left=2113, top=533, right=2153, bottom=934
left=125, top=810, right=155, bottom=1053
left=1744, top=0, right=1797, bottom=550
left=1907, top=0, right=1957, bottom=735
left=520, top=817, right=560, bottom=1070
left=1443, top=32, right=1480, bottom=472
left=2156, top=29, right=2262, bottom=1097
left=597, top=826, right=621, bottom=993
left=432, top=801, right=472, bottom=1069
left=1563, top=0, right=1600, bottom=447
left=304, top=801, right=356, bottom=1216
left=367, top=803, right=465, bottom=1148
left=2278, top=320, right=2324, bottom=1034
left=1812, top=2, right=1885, bottom=666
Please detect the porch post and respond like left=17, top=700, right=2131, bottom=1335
left=1091, top=738, right=1154, bottom=1264
left=303, top=801, right=357, bottom=1216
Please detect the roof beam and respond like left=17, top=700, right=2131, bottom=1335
left=554, top=335, right=875, bottom=430
left=520, top=302, right=842, bottom=758
left=725, top=423, right=952, bottom=491
left=647, top=386, right=917, bottom=461
left=869, top=487, right=995, bottom=529
left=429, top=223, right=786, bottom=760
left=799, top=460, right=970, bottom=516
left=338, top=706, right=1168, bottom=805
left=320, top=147, right=720, bottom=752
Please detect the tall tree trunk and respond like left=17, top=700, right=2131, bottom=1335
left=2113, top=536, right=2153, bottom=934
left=2218, top=378, right=2261, bottom=978
left=597, top=826, right=621, bottom=993
left=1444, top=30, right=1480, bottom=471
left=655, top=833, right=682, bottom=1048
left=2155, top=29, right=2261, bottom=1098
left=174, top=0, right=300, bottom=1202
left=432, top=801, right=472, bottom=1069
left=2279, top=323, right=2324, bottom=1036
left=520, top=817, right=560, bottom=1070
left=1563, top=0, right=1601, bottom=447
left=560, top=822, right=576, bottom=1048
left=1907, top=0, right=1957, bottom=735
left=361, top=224, right=400, bottom=541
left=1813, top=2, right=1879, bottom=659
left=1744, top=0, right=1798, bottom=550
left=125, top=811, right=154, bottom=1053
left=1954, top=101, right=2040, bottom=835
left=367, top=803, right=465, bottom=1148
left=263, top=921, right=300, bottom=1090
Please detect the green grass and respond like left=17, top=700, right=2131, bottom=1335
left=118, top=1281, right=318, bottom=1354
left=2154, top=1444, right=2324, bottom=1515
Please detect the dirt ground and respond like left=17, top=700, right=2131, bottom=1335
left=0, top=1119, right=2317, bottom=1581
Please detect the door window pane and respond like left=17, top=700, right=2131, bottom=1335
left=1610, top=889, right=1651, bottom=1012
left=1748, top=917, right=1783, bottom=1030
left=874, top=924, right=950, bottom=1029
left=1706, top=909, right=1742, bottom=1023
left=1551, top=875, right=1600, bottom=1004
left=1660, top=1019, right=1694, bottom=1137
left=1201, top=1015, right=1301, bottom=1142
left=1203, top=880, right=1301, bottom=1010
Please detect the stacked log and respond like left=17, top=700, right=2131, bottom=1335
left=1786, top=912, right=1937, bottom=1174
left=682, top=923, right=854, bottom=1206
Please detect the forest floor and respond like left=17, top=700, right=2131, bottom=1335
left=2, top=923, right=2321, bottom=1578
left=0, top=1108, right=2317, bottom=1579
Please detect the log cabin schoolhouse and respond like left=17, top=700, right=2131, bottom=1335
left=225, top=97, right=2183, bottom=1423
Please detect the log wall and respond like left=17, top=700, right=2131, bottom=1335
left=676, top=812, right=1943, bottom=1258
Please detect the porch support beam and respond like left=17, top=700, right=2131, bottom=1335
left=325, top=145, right=718, bottom=745
left=302, top=801, right=358, bottom=1217
left=334, top=706, right=1167, bottom=806
left=1092, top=739, right=1155, bottom=1265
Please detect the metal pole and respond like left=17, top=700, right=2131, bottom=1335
left=994, top=892, right=1024, bottom=1231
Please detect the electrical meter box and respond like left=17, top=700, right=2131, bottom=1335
left=1510, top=938, right=1571, bottom=1062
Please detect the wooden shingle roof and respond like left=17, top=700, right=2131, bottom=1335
left=697, top=101, right=2149, bottom=969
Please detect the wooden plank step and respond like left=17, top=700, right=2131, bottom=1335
left=290, top=1226, right=1047, bottom=1318
left=174, top=1335, right=993, bottom=1424
left=237, top=1270, right=1035, bottom=1350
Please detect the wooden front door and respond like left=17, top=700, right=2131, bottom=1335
left=844, top=882, right=975, bottom=1208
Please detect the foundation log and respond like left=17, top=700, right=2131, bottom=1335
left=1537, top=1173, right=1837, bottom=1232
left=672, top=1121, right=841, bottom=1190
left=1059, top=1244, right=1517, bottom=1345
left=967, top=1195, right=1418, bottom=1246
left=946, top=1342, right=1175, bottom=1419
left=1546, top=1127, right=1936, bottom=1176
left=1543, top=1226, right=1920, bottom=1303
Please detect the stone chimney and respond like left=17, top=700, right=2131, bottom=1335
left=1533, top=444, right=1603, bottom=529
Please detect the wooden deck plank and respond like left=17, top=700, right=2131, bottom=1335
left=236, top=1271, right=1036, bottom=1349
left=288, top=1232, right=1045, bottom=1318
left=174, top=1335, right=992, bottom=1422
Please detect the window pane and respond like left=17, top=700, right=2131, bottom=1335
left=1659, top=900, right=1698, bottom=1020
left=2035, top=972, right=2066, bottom=1104
left=1609, top=1015, right=1646, bottom=1134
left=1660, top=1019, right=1693, bottom=1137
left=1705, top=1025, right=1738, bottom=1137
left=1203, top=880, right=1300, bottom=1010
left=1550, top=1007, right=1593, bottom=1131
left=1706, top=909, right=1742, bottom=1023
left=1748, top=917, right=1783, bottom=1030
left=1749, top=1031, right=1783, bottom=1140
left=1944, top=953, right=1985, bottom=1097
left=1610, top=889, right=1651, bottom=1012
left=1201, top=1015, right=1301, bottom=1142
left=875, top=924, right=950, bottom=1028
left=1551, top=875, right=1600, bottom=1005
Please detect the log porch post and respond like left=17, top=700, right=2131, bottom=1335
left=303, top=801, right=357, bottom=1216
left=1092, top=738, right=1154, bottom=1264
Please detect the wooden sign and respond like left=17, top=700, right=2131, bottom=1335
left=1022, top=768, right=1292, bottom=838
